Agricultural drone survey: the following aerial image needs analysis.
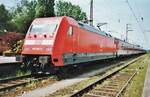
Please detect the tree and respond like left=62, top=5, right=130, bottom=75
left=35, top=0, right=55, bottom=17
left=56, top=1, right=87, bottom=21
left=11, top=0, right=55, bottom=33
left=11, top=0, right=37, bottom=33
left=0, top=4, right=11, bottom=33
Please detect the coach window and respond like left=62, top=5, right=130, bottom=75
left=68, top=26, right=73, bottom=36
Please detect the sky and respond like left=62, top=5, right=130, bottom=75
left=0, top=0, right=150, bottom=49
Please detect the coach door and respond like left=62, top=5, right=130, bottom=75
left=67, top=25, right=77, bottom=64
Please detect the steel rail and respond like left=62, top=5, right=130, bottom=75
left=69, top=55, right=142, bottom=97
left=0, top=74, right=48, bottom=92
left=115, top=71, right=137, bottom=97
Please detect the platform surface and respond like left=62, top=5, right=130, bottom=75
left=0, top=56, right=18, bottom=64
left=142, top=63, right=150, bottom=97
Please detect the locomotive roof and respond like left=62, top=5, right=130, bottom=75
left=78, top=22, right=112, bottom=37
left=78, top=21, right=143, bottom=49
left=32, top=16, right=79, bottom=26
left=32, top=17, right=62, bottom=24
left=114, top=37, right=142, bottom=49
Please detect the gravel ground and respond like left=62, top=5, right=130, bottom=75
left=18, top=61, right=125, bottom=97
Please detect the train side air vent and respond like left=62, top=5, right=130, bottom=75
left=53, top=58, right=58, bottom=62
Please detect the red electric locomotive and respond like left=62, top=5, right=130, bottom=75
left=21, top=16, right=145, bottom=73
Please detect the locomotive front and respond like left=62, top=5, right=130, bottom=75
left=21, top=18, right=60, bottom=73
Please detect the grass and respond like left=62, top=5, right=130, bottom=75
left=122, top=54, right=150, bottom=97
left=16, top=70, right=31, bottom=77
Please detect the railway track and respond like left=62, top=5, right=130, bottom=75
left=0, top=74, right=48, bottom=92
left=70, top=56, right=142, bottom=97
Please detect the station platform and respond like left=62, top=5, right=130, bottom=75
left=0, top=56, right=19, bottom=64
left=142, top=63, right=150, bottom=97
left=0, top=56, right=22, bottom=77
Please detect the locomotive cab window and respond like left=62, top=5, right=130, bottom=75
left=68, top=26, right=73, bottom=36
left=29, top=23, right=58, bottom=36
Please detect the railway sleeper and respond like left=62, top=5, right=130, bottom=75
left=89, top=90, right=116, bottom=97
left=83, top=93, right=105, bottom=97
left=94, top=88, right=119, bottom=93
left=110, top=77, right=130, bottom=82
left=111, top=75, right=130, bottom=80
left=108, top=82, right=124, bottom=86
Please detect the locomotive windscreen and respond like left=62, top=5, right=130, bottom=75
left=30, top=23, right=58, bottom=35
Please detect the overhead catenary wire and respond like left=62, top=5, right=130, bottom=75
left=126, top=0, right=149, bottom=48
left=133, top=1, right=143, bottom=22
